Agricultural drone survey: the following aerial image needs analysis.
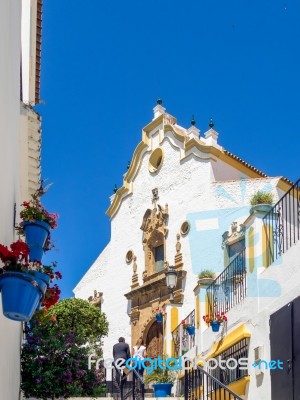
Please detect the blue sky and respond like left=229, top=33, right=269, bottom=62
left=36, top=0, right=300, bottom=299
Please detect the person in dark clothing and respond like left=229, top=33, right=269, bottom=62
left=113, top=337, right=131, bottom=363
left=113, top=337, right=131, bottom=386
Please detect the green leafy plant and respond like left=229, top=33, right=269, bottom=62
left=144, top=366, right=177, bottom=384
left=21, top=298, right=109, bottom=400
left=250, top=191, right=274, bottom=206
left=198, top=269, right=216, bottom=279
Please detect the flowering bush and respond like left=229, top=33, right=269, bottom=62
left=202, top=312, right=228, bottom=324
left=153, top=308, right=166, bottom=317
left=21, top=298, right=108, bottom=399
left=0, top=241, right=62, bottom=309
left=181, top=319, right=193, bottom=329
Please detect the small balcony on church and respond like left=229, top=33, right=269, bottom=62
left=172, top=309, right=195, bottom=358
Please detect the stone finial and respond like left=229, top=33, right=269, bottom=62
left=187, top=115, right=200, bottom=140
left=88, top=291, right=103, bottom=308
left=176, top=233, right=181, bottom=254
left=204, top=120, right=220, bottom=148
left=131, top=256, right=139, bottom=289
left=153, top=99, right=166, bottom=119
left=114, top=184, right=118, bottom=193
left=127, top=161, right=130, bottom=170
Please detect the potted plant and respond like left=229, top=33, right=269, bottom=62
left=198, top=269, right=216, bottom=286
left=17, top=190, right=58, bottom=262
left=181, top=320, right=195, bottom=336
left=144, top=363, right=176, bottom=397
left=0, top=241, right=61, bottom=321
left=250, top=191, right=274, bottom=215
left=153, top=307, right=166, bottom=323
left=203, top=313, right=227, bottom=332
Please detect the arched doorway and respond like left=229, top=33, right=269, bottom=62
left=145, top=321, right=163, bottom=358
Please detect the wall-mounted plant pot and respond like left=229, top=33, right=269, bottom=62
left=185, top=326, right=195, bottom=336
left=250, top=204, right=273, bottom=215
left=28, top=271, right=50, bottom=295
left=23, top=220, right=50, bottom=262
left=198, top=277, right=215, bottom=286
left=211, top=321, right=221, bottom=332
left=0, top=272, right=43, bottom=321
left=156, top=314, right=163, bottom=323
left=153, top=383, right=173, bottom=397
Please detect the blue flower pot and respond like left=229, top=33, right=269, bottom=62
left=156, top=314, right=163, bottom=323
left=28, top=271, right=50, bottom=295
left=0, top=272, right=43, bottom=321
left=153, top=383, right=173, bottom=397
left=186, top=326, right=195, bottom=335
left=23, top=220, right=50, bottom=262
left=211, top=321, right=221, bottom=332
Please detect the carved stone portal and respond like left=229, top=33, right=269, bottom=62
left=140, top=189, right=168, bottom=277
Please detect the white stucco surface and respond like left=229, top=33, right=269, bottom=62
left=74, top=110, right=285, bottom=377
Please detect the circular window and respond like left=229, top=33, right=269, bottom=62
left=180, top=221, right=190, bottom=236
left=148, top=148, right=164, bottom=173
left=126, top=250, right=134, bottom=264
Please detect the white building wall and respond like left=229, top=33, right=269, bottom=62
left=74, top=108, right=284, bottom=370
left=0, top=0, right=23, bottom=399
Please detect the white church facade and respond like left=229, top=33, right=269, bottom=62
left=74, top=102, right=299, bottom=400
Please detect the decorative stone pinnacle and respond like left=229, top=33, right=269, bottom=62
left=191, top=115, right=196, bottom=126
left=157, top=99, right=163, bottom=105
left=113, top=184, right=118, bottom=193
left=209, top=118, right=214, bottom=128
left=127, top=161, right=130, bottom=170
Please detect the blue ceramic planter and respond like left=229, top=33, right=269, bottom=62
left=186, top=326, right=195, bottom=336
left=211, top=321, right=221, bottom=332
left=23, top=220, right=50, bottom=262
left=28, top=271, right=50, bottom=295
left=0, top=272, right=43, bottom=321
left=156, top=314, right=163, bottom=323
left=153, top=383, right=173, bottom=397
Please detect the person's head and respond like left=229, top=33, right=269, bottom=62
left=118, top=337, right=125, bottom=343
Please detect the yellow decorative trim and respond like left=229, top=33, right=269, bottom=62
left=106, top=181, right=131, bottom=218
left=208, top=376, right=250, bottom=399
left=204, top=324, right=251, bottom=359
left=277, top=177, right=293, bottom=193
left=228, top=376, right=250, bottom=397
left=248, top=227, right=255, bottom=273
left=171, top=307, right=178, bottom=331
left=195, top=295, right=200, bottom=329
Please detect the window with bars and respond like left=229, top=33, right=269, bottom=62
left=208, top=338, right=250, bottom=385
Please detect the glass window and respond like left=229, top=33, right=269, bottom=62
left=155, top=245, right=164, bottom=272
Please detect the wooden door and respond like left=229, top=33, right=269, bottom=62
left=146, top=321, right=163, bottom=358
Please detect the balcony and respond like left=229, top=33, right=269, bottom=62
left=172, top=310, right=195, bottom=358
left=206, top=248, right=246, bottom=315
left=263, top=178, right=300, bottom=267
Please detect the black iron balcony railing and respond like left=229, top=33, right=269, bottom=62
left=263, top=178, right=300, bottom=267
left=207, top=248, right=246, bottom=315
left=172, top=309, right=195, bottom=358
left=183, top=362, right=244, bottom=400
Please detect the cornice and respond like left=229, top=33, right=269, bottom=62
left=106, top=116, right=292, bottom=220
